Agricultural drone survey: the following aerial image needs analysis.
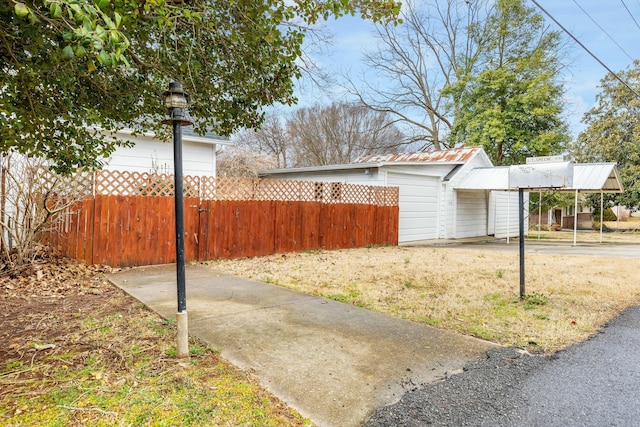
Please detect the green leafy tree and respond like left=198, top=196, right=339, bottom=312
left=1, top=0, right=400, bottom=173
left=528, top=191, right=575, bottom=220
left=574, top=61, right=640, bottom=209
left=446, top=0, right=569, bottom=165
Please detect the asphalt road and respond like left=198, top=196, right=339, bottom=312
left=365, top=305, right=640, bottom=426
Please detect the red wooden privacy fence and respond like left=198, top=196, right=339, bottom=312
left=44, top=171, right=399, bottom=267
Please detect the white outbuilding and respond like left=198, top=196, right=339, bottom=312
left=104, top=127, right=232, bottom=176
left=260, top=146, right=522, bottom=243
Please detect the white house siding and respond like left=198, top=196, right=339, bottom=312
left=438, top=182, right=451, bottom=239
left=384, top=164, right=453, bottom=177
left=386, top=172, right=439, bottom=242
left=488, top=191, right=526, bottom=238
left=455, top=190, right=488, bottom=238
left=104, top=135, right=218, bottom=176
left=440, top=153, right=494, bottom=240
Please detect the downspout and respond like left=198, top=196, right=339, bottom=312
left=600, top=191, right=604, bottom=243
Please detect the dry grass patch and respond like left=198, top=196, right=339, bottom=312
left=205, top=243, right=640, bottom=353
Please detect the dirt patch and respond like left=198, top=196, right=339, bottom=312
left=0, top=256, right=309, bottom=426
left=205, top=238, right=640, bottom=353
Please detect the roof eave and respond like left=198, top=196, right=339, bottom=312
left=112, top=128, right=233, bottom=145
left=260, top=162, right=381, bottom=176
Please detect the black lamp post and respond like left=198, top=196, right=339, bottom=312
left=162, top=81, right=193, bottom=358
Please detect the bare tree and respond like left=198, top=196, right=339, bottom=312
left=216, top=146, right=277, bottom=178
left=0, top=153, right=92, bottom=270
left=232, top=112, right=292, bottom=168
left=346, top=0, right=493, bottom=150
left=288, top=102, right=406, bottom=166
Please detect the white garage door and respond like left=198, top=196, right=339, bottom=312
left=456, top=190, right=487, bottom=238
left=387, top=172, right=439, bottom=243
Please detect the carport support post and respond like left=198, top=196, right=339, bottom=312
left=537, top=190, right=542, bottom=239
left=573, top=189, right=578, bottom=247
left=600, top=191, right=604, bottom=243
left=519, top=188, right=525, bottom=298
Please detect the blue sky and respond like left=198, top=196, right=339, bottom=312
left=292, top=0, right=640, bottom=139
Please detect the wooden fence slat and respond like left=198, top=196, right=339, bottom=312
left=92, top=195, right=107, bottom=265
left=198, top=199, right=212, bottom=261
left=184, top=197, right=200, bottom=262
left=162, top=197, right=176, bottom=265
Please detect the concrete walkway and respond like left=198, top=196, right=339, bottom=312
left=109, top=264, right=498, bottom=427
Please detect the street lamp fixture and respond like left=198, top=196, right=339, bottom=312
left=163, top=81, right=192, bottom=125
left=162, top=81, right=193, bottom=358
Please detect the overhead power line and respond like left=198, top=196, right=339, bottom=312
left=531, top=0, right=640, bottom=99
left=620, top=0, right=640, bottom=31
left=572, top=0, right=633, bottom=62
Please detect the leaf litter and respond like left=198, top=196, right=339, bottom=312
left=0, top=251, right=310, bottom=426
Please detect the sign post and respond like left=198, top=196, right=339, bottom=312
left=509, top=158, right=573, bottom=298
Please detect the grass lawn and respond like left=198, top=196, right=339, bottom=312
left=206, top=230, right=640, bottom=353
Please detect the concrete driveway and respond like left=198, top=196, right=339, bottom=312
left=109, top=265, right=498, bottom=427
left=405, top=237, right=640, bottom=258
left=472, top=239, right=640, bottom=258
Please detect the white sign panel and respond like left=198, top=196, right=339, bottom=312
left=509, top=162, right=573, bottom=189
left=525, top=155, right=566, bottom=164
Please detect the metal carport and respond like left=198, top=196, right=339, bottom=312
left=454, top=162, right=624, bottom=244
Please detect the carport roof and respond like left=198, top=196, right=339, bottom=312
left=454, top=162, right=623, bottom=193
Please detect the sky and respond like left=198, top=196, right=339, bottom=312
left=290, top=0, right=640, bottom=140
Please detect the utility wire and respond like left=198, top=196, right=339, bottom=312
left=531, top=0, right=640, bottom=99
left=572, top=0, right=633, bottom=62
left=620, top=0, right=640, bottom=31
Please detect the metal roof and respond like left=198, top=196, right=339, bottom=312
left=454, top=166, right=510, bottom=189
left=114, top=127, right=232, bottom=145
left=354, top=146, right=482, bottom=164
left=261, top=146, right=485, bottom=176
left=454, top=162, right=623, bottom=193
left=260, top=162, right=378, bottom=175
left=570, top=163, right=623, bottom=192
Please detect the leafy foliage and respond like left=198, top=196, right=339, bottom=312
left=529, top=191, right=575, bottom=214
left=1, top=0, right=400, bottom=174
left=574, top=60, right=640, bottom=209
left=446, top=0, right=569, bottom=165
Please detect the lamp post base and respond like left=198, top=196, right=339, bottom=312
left=176, top=311, right=189, bottom=358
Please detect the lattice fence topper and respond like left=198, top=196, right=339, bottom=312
left=36, top=168, right=94, bottom=197
left=92, top=170, right=399, bottom=206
